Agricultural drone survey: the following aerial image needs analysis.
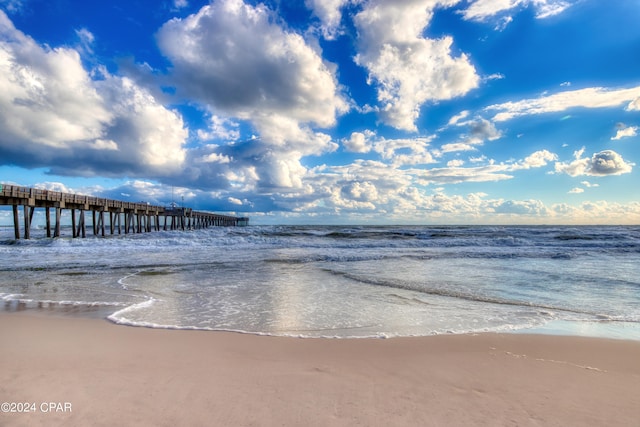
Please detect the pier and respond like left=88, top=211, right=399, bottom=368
left=0, top=184, right=248, bottom=240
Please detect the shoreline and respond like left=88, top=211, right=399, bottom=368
left=5, top=303, right=640, bottom=341
left=1, top=311, right=639, bottom=426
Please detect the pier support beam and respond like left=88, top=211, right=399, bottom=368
left=46, top=207, right=51, bottom=238
left=71, top=209, right=76, bottom=238
left=23, top=205, right=30, bottom=239
left=13, top=205, right=20, bottom=240
left=54, top=207, right=61, bottom=238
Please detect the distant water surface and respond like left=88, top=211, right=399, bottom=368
left=1, top=225, right=639, bottom=339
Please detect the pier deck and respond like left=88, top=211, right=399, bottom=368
left=0, top=184, right=248, bottom=239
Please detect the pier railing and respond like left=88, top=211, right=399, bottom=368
left=0, top=184, right=248, bottom=239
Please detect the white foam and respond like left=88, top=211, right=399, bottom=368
left=107, top=298, right=158, bottom=324
left=1, top=295, right=127, bottom=307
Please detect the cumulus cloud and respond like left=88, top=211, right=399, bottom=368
left=486, top=86, right=640, bottom=122
left=494, top=199, right=549, bottom=215
left=0, top=11, right=188, bottom=177
left=555, top=148, right=634, bottom=177
left=156, top=0, right=348, bottom=189
left=157, top=0, right=347, bottom=128
left=0, top=13, right=109, bottom=146
left=197, top=115, right=240, bottom=142
left=519, top=150, right=557, bottom=169
left=343, top=130, right=375, bottom=153
left=469, top=118, right=501, bottom=142
left=372, top=136, right=437, bottom=166
left=568, top=187, right=584, bottom=194
left=439, top=118, right=502, bottom=153
left=611, top=124, right=638, bottom=141
left=353, top=0, right=479, bottom=131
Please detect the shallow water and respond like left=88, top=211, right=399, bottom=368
left=2, top=225, right=639, bottom=339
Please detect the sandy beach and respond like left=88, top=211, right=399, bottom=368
left=1, top=312, right=639, bottom=427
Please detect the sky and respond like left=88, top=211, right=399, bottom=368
left=1, top=0, right=639, bottom=225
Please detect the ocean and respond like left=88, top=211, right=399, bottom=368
left=1, top=225, right=639, bottom=339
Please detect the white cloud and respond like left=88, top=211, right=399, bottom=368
left=441, top=142, right=477, bottom=153
left=197, top=114, right=240, bottom=142
left=494, top=16, right=513, bottom=31
left=0, top=11, right=188, bottom=177
left=611, top=125, right=638, bottom=141
left=461, top=0, right=572, bottom=23
left=408, top=149, right=557, bottom=184
left=468, top=118, right=502, bottom=142
left=483, top=73, right=505, bottom=82
left=156, top=0, right=348, bottom=189
left=305, top=0, right=349, bottom=40
left=343, top=130, right=374, bottom=153
left=494, top=199, right=549, bottom=215
left=353, top=0, right=479, bottom=131
left=568, top=187, right=584, bottom=194
left=518, top=150, right=557, bottom=169
left=100, top=76, right=188, bottom=172
left=486, top=86, right=640, bottom=122
left=470, top=155, right=488, bottom=163
left=533, top=0, right=572, bottom=19
left=0, top=13, right=110, bottom=146
left=551, top=201, right=640, bottom=225
left=447, top=159, right=465, bottom=167
left=251, top=114, right=337, bottom=156
left=460, top=0, right=523, bottom=21
left=627, top=97, right=640, bottom=111
left=173, top=0, right=188, bottom=9
left=439, top=118, right=502, bottom=153
left=410, top=164, right=512, bottom=185
left=341, top=181, right=379, bottom=203
left=74, top=28, right=95, bottom=55
left=157, top=0, right=347, bottom=128
left=372, top=136, right=437, bottom=166
left=555, top=148, right=634, bottom=177
left=580, top=180, right=599, bottom=188
left=448, top=110, right=470, bottom=126
left=202, top=152, right=231, bottom=164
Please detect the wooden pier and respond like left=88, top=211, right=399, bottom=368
left=0, top=184, right=248, bottom=240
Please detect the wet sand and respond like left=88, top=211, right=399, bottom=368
left=1, top=312, right=639, bottom=426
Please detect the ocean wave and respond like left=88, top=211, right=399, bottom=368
left=322, top=268, right=635, bottom=321
left=103, top=316, right=553, bottom=339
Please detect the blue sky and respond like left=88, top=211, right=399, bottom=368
left=1, top=0, right=639, bottom=224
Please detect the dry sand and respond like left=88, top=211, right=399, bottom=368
left=1, top=312, right=639, bottom=427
